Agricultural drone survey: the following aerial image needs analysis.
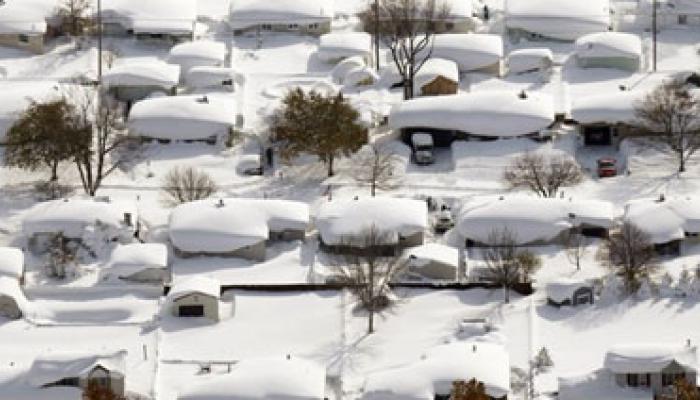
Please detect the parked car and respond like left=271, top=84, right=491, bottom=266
left=597, top=158, right=617, bottom=178
left=411, top=133, right=435, bottom=165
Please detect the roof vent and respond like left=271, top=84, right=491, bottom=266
left=657, top=194, right=666, bottom=203
left=472, top=344, right=477, bottom=353
left=518, top=90, right=527, bottom=100
left=196, top=95, right=209, bottom=104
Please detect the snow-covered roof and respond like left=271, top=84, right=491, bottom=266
left=109, top=243, right=168, bottom=269
left=456, top=196, right=614, bottom=245
left=169, top=41, right=227, bottom=65
left=507, top=48, right=553, bottom=74
left=169, top=198, right=309, bottom=253
left=571, top=90, right=645, bottom=125
left=22, top=199, right=135, bottom=239
left=168, top=276, right=220, bottom=301
left=186, top=67, right=239, bottom=90
left=102, top=0, right=197, bottom=34
left=414, top=58, right=459, bottom=94
left=128, top=94, right=236, bottom=141
left=546, top=277, right=591, bottom=303
left=363, top=341, right=510, bottom=399
left=229, top=0, right=334, bottom=30
left=428, top=34, right=503, bottom=72
left=404, top=243, right=459, bottom=268
left=0, top=0, right=53, bottom=34
left=505, top=0, right=611, bottom=41
left=177, top=356, right=326, bottom=400
left=623, top=197, right=700, bottom=244
left=316, top=197, right=428, bottom=246
left=604, top=343, right=698, bottom=374
left=389, top=91, right=554, bottom=137
left=0, top=247, right=23, bottom=280
left=27, top=350, right=127, bottom=387
left=559, top=370, right=653, bottom=400
left=575, top=32, right=643, bottom=60
left=318, top=32, right=371, bottom=63
left=331, top=56, right=366, bottom=84
left=0, top=276, right=29, bottom=314
left=103, top=61, right=180, bottom=89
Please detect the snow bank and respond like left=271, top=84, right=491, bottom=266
left=575, top=32, right=643, bottom=60
left=109, top=243, right=168, bottom=269
left=317, top=32, right=371, bottom=63
left=103, top=61, right=180, bottom=89
left=229, top=0, right=334, bottom=30
left=604, top=343, right=697, bottom=373
left=571, top=90, right=646, bottom=124
left=428, top=34, right=503, bottom=72
left=169, top=41, right=227, bottom=69
left=0, top=247, right=23, bottom=280
left=505, top=0, right=611, bottom=41
left=404, top=243, right=459, bottom=268
left=186, top=67, right=238, bottom=90
left=414, top=58, right=459, bottom=94
left=168, top=276, right=220, bottom=301
left=507, top=48, right=553, bottom=74
left=363, top=341, right=510, bottom=399
left=331, top=56, right=366, bottom=84
left=389, top=91, right=554, bottom=137
left=343, top=66, right=379, bottom=88
left=128, top=94, right=236, bottom=141
left=623, top=197, right=700, bottom=244
left=316, top=197, right=427, bottom=246
left=27, top=350, right=127, bottom=387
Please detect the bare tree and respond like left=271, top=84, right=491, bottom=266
left=334, top=225, right=405, bottom=334
left=503, top=152, right=583, bottom=197
left=481, top=229, right=541, bottom=303
left=634, top=81, right=700, bottom=173
left=598, top=222, right=658, bottom=296
left=361, top=0, right=449, bottom=100
left=161, top=166, right=218, bottom=207
left=565, top=228, right=587, bottom=271
left=353, top=144, right=401, bottom=196
left=55, top=0, right=95, bottom=42
left=46, top=233, right=76, bottom=279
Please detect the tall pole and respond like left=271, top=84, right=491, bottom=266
left=97, top=0, right=103, bottom=83
left=652, top=0, right=657, bottom=72
left=374, top=0, right=379, bottom=72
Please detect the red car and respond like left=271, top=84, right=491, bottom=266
left=597, top=158, right=617, bottom=178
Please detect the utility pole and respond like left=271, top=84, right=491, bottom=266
left=374, top=0, right=380, bottom=72
left=652, top=0, right=657, bottom=72
left=97, top=0, right=103, bottom=83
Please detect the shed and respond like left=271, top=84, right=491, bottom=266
left=571, top=90, right=646, bottom=146
left=185, top=67, right=238, bottom=91
left=546, top=278, right=594, bottom=307
left=505, top=0, right=611, bottom=42
left=0, top=0, right=51, bottom=53
left=0, top=247, right=24, bottom=282
left=128, top=94, right=236, bottom=143
left=177, top=356, right=326, bottom=400
left=101, top=0, right=197, bottom=42
left=103, top=61, right=180, bottom=103
left=0, top=276, right=27, bottom=320
left=168, top=40, right=227, bottom=79
left=507, top=48, right=554, bottom=75
left=110, top=243, right=169, bottom=284
left=414, top=58, right=459, bottom=97
left=575, top=32, right=643, bottom=72
left=427, top=34, right=503, bottom=74
left=318, top=32, right=371, bottom=63
left=167, top=276, right=220, bottom=321
left=402, top=243, right=459, bottom=281
left=229, top=0, right=333, bottom=35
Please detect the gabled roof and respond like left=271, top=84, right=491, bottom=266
left=168, top=276, right=220, bottom=301
left=27, top=350, right=127, bottom=387
left=604, top=343, right=698, bottom=374
left=414, top=58, right=459, bottom=93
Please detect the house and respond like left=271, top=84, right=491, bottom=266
left=637, top=0, right=700, bottom=29
left=167, top=276, right=220, bottom=320
left=169, top=198, right=309, bottom=260
left=456, top=196, right=614, bottom=247
left=427, top=34, right=503, bottom=75
left=0, top=0, right=52, bottom=53
left=102, top=61, right=180, bottom=105
left=507, top=48, right=554, bottom=75
left=317, top=32, right=372, bottom=64
left=571, top=90, right=646, bottom=146
left=229, top=0, right=334, bottom=36
left=128, top=94, right=237, bottom=144
left=401, top=243, right=460, bottom=281
left=27, top=350, right=127, bottom=396
left=177, top=356, right=326, bottom=400
left=316, top=197, right=428, bottom=255
left=559, top=343, right=698, bottom=400
left=101, top=0, right=197, bottom=43
left=22, top=198, right=138, bottom=252
left=109, top=243, right=169, bottom=284
left=389, top=91, right=555, bottom=146
left=414, top=58, right=459, bottom=97
left=168, top=40, right=228, bottom=80
left=367, top=0, right=477, bottom=35
left=575, top=32, right=643, bottom=72
left=623, top=197, right=700, bottom=256
left=0, top=81, right=63, bottom=144
left=505, top=0, right=611, bottom=42
left=186, top=67, right=239, bottom=92
left=363, top=341, right=510, bottom=400
left=0, top=247, right=24, bottom=284
left=546, top=278, right=594, bottom=307
left=0, top=276, right=27, bottom=319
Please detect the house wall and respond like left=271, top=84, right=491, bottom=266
left=173, top=240, right=267, bottom=262
left=110, top=85, right=173, bottom=103
left=233, top=20, right=331, bottom=36
left=79, top=368, right=125, bottom=396
left=399, top=231, right=424, bottom=248
left=0, top=34, right=44, bottom=54
left=507, top=27, right=574, bottom=43
left=409, top=260, right=457, bottom=280
left=172, top=293, right=219, bottom=321
left=0, top=295, right=21, bottom=319
left=576, top=56, right=640, bottom=72
left=420, top=76, right=458, bottom=96
left=269, top=228, right=306, bottom=242
left=613, top=363, right=696, bottom=395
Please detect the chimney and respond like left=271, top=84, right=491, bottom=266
left=687, top=339, right=692, bottom=347
left=286, top=354, right=291, bottom=360
left=657, top=193, right=666, bottom=203
left=216, top=199, right=225, bottom=208
left=472, top=344, right=477, bottom=353
left=518, top=90, right=527, bottom=99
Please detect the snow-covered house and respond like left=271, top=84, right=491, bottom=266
left=389, top=91, right=555, bottom=146
left=103, top=61, right=180, bottom=104
left=637, top=0, right=700, bottom=28
left=185, top=67, right=239, bottom=92
left=27, top=350, right=128, bottom=396
left=401, top=243, right=459, bottom=281
left=0, top=0, right=53, bottom=53
left=177, top=356, right=326, bottom=400
left=109, top=243, right=169, bottom=284
left=507, top=48, right=554, bottom=75
left=546, top=278, right=594, bottom=307
left=0, top=276, right=27, bottom=319
left=167, top=276, right=220, bottom=321
left=456, top=196, right=614, bottom=247
left=575, top=32, right=643, bottom=72
left=414, top=58, right=459, bottom=97
left=168, top=40, right=228, bottom=80
left=128, top=94, right=236, bottom=144
left=100, top=0, right=197, bottom=43
left=505, top=0, right=612, bottom=42
left=316, top=197, right=428, bottom=255
left=571, top=90, right=645, bottom=145
left=363, top=341, right=510, bottom=400
left=0, top=247, right=24, bottom=283
left=427, top=34, right=503, bottom=75
left=623, top=197, right=700, bottom=256
left=169, top=198, right=309, bottom=260
left=229, top=0, right=334, bottom=36
left=22, top=198, right=138, bottom=252
left=317, top=32, right=372, bottom=64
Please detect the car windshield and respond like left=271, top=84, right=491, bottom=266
left=598, top=160, right=615, bottom=167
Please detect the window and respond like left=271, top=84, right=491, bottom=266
left=18, top=34, right=29, bottom=43
left=288, top=23, right=299, bottom=30
left=178, top=305, right=204, bottom=317
left=663, top=372, right=686, bottom=386
left=627, top=373, right=639, bottom=387
left=308, top=23, right=319, bottom=30
left=445, top=22, right=454, bottom=31
left=639, top=373, right=650, bottom=387
left=261, top=24, right=272, bottom=31
left=679, top=15, right=688, bottom=25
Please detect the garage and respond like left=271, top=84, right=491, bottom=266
left=166, top=276, right=221, bottom=322
left=583, top=125, right=613, bottom=146
left=178, top=305, right=204, bottom=317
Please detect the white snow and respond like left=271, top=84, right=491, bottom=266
left=428, top=34, right=503, bottom=73
left=413, top=58, right=459, bottom=95
left=229, top=0, right=334, bottom=30
left=404, top=243, right=459, bottom=269
left=167, top=276, right=221, bottom=301
left=102, top=0, right=198, bottom=34
left=571, top=90, right=647, bottom=124
left=0, top=0, right=53, bottom=34
left=331, top=56, right=366, bottom=84
left=505, top=0, right=611, bottom=41
left=109, top=243, right=168, bottom=269
left=26, top=350, right=127, bottom=387
left=623, top=197, right=700, bottom=244
left=0, top=276, right=29, bottom=314
left=168, top=41, right=227, bottom=74
left=559, top=370, right=652, bottom=400
left=102, top=61, right=180, bottom=89
left=575, top=32, right=643, bottom=60
left=546, top=277, right=590, bottom=303
left=604, top=343, right=697, bottom=373
left=507, top=48, right=553, bottom=74
left=186, top=67, right=238, bottom=90
left=317, top=32, right=371, bottom=63
left=0, top=81, right=63, bottom=142
left=0, top=247, right=24, bottom=280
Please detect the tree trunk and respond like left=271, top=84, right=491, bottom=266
left=368, top=262, right=375, bottom=334
left=50, top=162, right=59, bottom=182
left=504, top=285, right=510, bottom=304
left=327, top=155, right=335, bottom=177
left=371, top=179, right=376, bottom=197
left=679, top=153, right=686, bottom=173
left=403, top=78, right=412, bottom=100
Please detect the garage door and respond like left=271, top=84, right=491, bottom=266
left=178, top=305, right=204, bottom=317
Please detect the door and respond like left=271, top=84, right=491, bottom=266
left=178, top=305, right=204, bottom=317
